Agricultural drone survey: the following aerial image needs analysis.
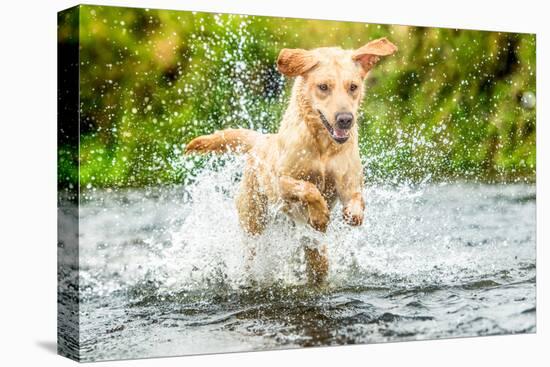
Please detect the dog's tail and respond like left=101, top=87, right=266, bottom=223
left=185, top=128, right=261, bottom=154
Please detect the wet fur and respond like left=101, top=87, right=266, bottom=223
left=186, top=38, right=397, bottom=284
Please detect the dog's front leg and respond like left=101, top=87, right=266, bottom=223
left=279, top=176, right=330, bottom=232
left=341, top=191, right=365, bottom=226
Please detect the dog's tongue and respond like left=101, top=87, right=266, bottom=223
left=334, top=128, right=349, bottom=139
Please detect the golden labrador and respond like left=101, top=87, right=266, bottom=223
left=185, top=37, right=398, bottom=284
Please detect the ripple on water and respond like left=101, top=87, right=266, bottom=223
left=62, top=159, right=536, bottom=361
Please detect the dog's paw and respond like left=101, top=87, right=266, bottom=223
left=308, top=199, right=330, bottom=232
left=343, top=205, right=364, bottom=226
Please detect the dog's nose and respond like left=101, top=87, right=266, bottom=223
left=335, top=112, right=354, bottom=129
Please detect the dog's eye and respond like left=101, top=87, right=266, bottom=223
left=318, top=84, right=329, bottom=92
left=350, top=83, right=358, bottom=92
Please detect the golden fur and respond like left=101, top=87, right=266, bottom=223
left=185, top=37, right=397, bottom=284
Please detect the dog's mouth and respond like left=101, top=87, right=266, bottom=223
left=317, top=110, right=350, bottom=144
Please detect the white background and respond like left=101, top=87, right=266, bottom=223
left=0, top=0, right=547, bottom=365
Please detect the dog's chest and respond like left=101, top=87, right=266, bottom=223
left=295, top=162, right=338, bottom=203
left=282, top=146, right=343, bottom=203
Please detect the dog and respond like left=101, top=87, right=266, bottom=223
left=185, top=37, right=398, bottom=284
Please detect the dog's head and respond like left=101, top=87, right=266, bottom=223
left=277, top=38, right=397, bottom=144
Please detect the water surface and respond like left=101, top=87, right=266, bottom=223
left=59, top=167, right=536, bottom=361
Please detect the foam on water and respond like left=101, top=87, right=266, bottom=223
left=66, top=156, right=536, bottom=362
left=77, top=155, right=535, bottom=302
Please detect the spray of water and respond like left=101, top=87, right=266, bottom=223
left=78, top=153, right=535, bottom=304
left=73, top=12, right=535, bottom=305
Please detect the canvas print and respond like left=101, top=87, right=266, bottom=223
left=57, top=4, right=536, bottom=362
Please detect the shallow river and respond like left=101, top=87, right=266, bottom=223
left=58, top=165, right=536, bottom=361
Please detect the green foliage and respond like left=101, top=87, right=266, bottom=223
left=59, top=5, right=536, bottom=188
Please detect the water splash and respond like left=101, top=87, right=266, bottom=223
left=78, top=156, right=535, bottom=303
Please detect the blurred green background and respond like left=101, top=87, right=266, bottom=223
left=58, top=5, right=536, bottom=188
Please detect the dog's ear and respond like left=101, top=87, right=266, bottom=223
left=352, top=37, right=397, bottom=75
left=277, top=48, right=318, bottom=77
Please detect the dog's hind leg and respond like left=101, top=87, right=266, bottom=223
left=236, top=166, right=268, bottom=235
left=302, top=238, right=329, bottom=286
left=236, top=165, right=268, bottom=270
